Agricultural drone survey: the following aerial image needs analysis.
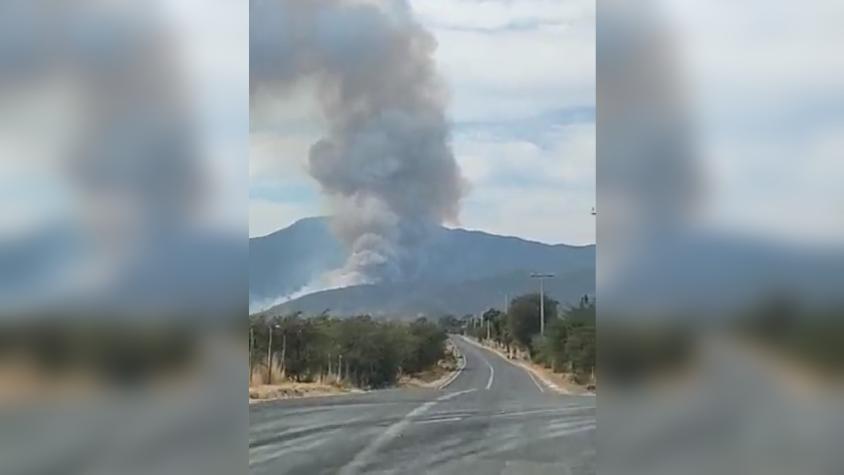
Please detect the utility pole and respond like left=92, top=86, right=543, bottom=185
left=540, top=278, right=545, bottom=336
left=266, top=325, right=273, bottom=384
left=280, top=331, right=287, bottom=379
left=486, top=317, right=490, bottom=340
left=266, top=323, right=281, bottom=384
left=249, top=326, right=254, bottom=385
left=530, top=273, right=555, bottom=335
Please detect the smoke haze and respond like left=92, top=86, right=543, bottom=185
left=251, top=0, right=464, bottom=286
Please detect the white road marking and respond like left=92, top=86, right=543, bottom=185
left=415, top=416, right=463, bottom=425
left=483, top=352, right=495, bottom=390
left=250, top=430, right=335, bottom=466
left=340, top=388, right=477, bottom=475
left=446, top=336, right=492, bottom=390
left=460, top=335, right=564, bottom=395
left=438, top=340, right=467, bottom=390
left=490, top=406, right=593, bottom=419
left=546, top=423, right=596, bottom=438
left=525, top=367, right=545, bottom=392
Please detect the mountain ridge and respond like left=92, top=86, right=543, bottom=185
left=254, top=216, right=594, bottom=249
left=250, top=216, right=595, bottom=317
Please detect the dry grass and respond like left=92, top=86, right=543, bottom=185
left=248, top=363, right=355, bottom=402
left=248, top=380, right=352, bottom=403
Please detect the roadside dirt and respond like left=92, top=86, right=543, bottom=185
left=248, top=381, right=356, bottom=403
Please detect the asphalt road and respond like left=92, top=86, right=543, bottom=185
left=249, top=335, right=596, bottom=474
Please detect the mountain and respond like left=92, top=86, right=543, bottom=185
left=250, top=217, right=345, bottom=310
left=261, top=268, right=595, bottom=318
left=250, top=217, right=595, bottom=317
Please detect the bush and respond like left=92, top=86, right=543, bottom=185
left=501, top=294, right=595, bottom=383
left=249, top=314, right=447, bottom=389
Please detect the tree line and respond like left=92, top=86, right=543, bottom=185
left=249, top=313, right=447, bottom=389
left=448, top=293, right=596, bottom=384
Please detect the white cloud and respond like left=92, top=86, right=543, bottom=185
left=458, top=123, right=594, bottom=184
left=457, top=185, right=595, bottom=245
left=250, top=78, right=325, bottom=234
left=455, top=123, right=595, bottom=244
left=250, top=131, right=315, bottom=183
left=414, top=0, right=595, bottom=122
left=248, top=125, right=324, bottom=238
left=435, top=27, right=594, bottom=121
left=415, top=1, right=597, bottom=244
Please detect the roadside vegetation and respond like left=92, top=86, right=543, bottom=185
left=454, top=294, right=596, bottom=386
left=249, top=292, right=595, bottom=397
left=248, top=314, right=448, bottom=392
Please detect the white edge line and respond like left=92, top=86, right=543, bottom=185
left=456, top=335, right=494, bottom=390
left=460, top=335, right=562, bottom=394
left=438, top=338, right=467, bottom=390
left=525, top=368, right=545, bottom=393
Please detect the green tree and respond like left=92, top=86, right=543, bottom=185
left=405, top=318, right=447, bottom=373
left=544, top=301, right=595, bottom=381
left=541, top=317, right=569, bottom=371
left=507, top=293, right=558, bottom=354
left=437, top=314, right=461, bottom=333
left=249, top=313, right=449, bottom=389
left=481, top=308, right=503, bottom=341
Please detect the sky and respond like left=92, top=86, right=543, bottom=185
left=249, top=0, right=595, bottom=245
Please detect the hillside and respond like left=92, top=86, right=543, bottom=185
left=250, top=217, right=595, bottom=316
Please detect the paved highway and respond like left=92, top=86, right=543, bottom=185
left=249, top=335, right=596, bottom=474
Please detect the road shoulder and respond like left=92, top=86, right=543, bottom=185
left=459, top=335, right=594, bottom=396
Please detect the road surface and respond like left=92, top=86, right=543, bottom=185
left=249, top=335, right=596, bottom=474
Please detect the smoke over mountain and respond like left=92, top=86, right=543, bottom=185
left=251, top=0, right=464, bottom=286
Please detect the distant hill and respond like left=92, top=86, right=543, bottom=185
left=250, top=217, right=595, bottom=317
left=250, top=217, right=345, bottom=310
left=261, top=268, right=594, bottom=318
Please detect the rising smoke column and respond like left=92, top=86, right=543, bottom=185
left=251, top=0, right=464, bottom=285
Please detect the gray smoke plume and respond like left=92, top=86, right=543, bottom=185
left=251, top=0, right=464, bottom=286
